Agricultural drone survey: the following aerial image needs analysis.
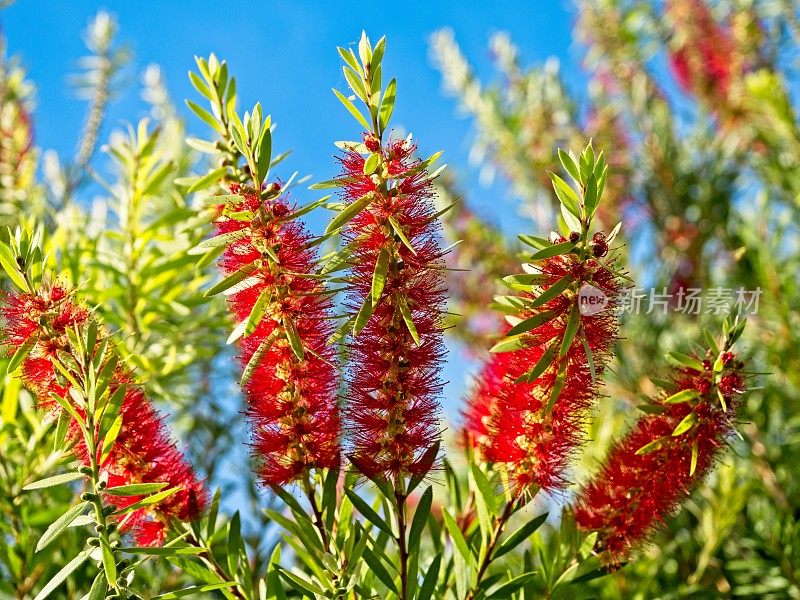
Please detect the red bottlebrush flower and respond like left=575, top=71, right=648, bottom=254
left=338, top=136, right=446, bottom=481
left=461, top=350, right=511, bottom=450
left=666, top=0, right=737, bottom=100
left=573, top=353, right=746, bottom=564
left=213, top=186, right=340, bottom=487
left=97, top=385, right=208, bottom=544
left=462, top=251, right=623, bottom=494
left=1, top=285, right=207, bottom=545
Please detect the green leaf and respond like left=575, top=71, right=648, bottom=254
left=408, top=486, right=433, bottom=553
left=635, top=436, right=671, bottom=456
left=86, top=572, right=107, bottom=600
left=442, top=508, right=475, bottom=566
left=283, top=315, right=305, bottom=360
left=581, top=330, right=596, bottom=383
left=666, top=351, right=705, bottom=372
left=388, top=216, right=416, bottom=255
left=584, top=172, right=599, bottom=218
left=363, top=152, right=380, bottom=175
left=558, top=148, right=581, bottom=184
left=100, top=414, right=123, bottom=460
left=530, top=241, right=576, bottom=260
left=417, top=554, right=441, bottom=600
left=490, top=334, right=528, bottom=353
left=277, top=567, right=325, bottom=596
left=486, top=573, right=537, bottom=598
left=255, top=125, right=272, bottom=185
left=337, top=46, right=362, bottom=75
left=371, top=248, right=390, bottom=305
left=23, top=472, right=84, bottom=491
left=530, top=274, right=573, bottom=308
left=362, top=545, right=399, bottom=594
left=101, top=539, right=117, bottom=587
left=227, top=511, right=241, bottom=577
left=185, top=99, right=225, bottom=136
left=379, top=78, right=397, bottom=132
left=704, top=328, right=720, bottom=354
left=204, top=263, right=258, bottom=297
left=506, top=309, right=559, bottom=337
left=151, top=583, right=236, bottom=599
left=333, top=88, right=372, bottom=131
left=0, top=243, right=29, bottom=291
left=187, top=167, right=228, bottom=194
left=548, top=172, right=581, bottom=218
left=501, top=273, right=549, bottom=291
left=104, top=482, right=168, bottom=497
left=470, top=463, right=498, bottom=515
left=111, top=487, right=180, bottom=516
left=309, top=175, right=359, bottom=190
left=37, top=502, right=89, bottom=552
left=353, top=294, right=377, bottom=337
left=344, top=489, right=394, bottom=536
left=32, top=548, right=92, bottom=600
left=560, top=303, right=581, bottom=357
left=324, top=192, right=373, bottom=235
left=518, top=234, right=549, bottom=250
left=672, top=411, right=698, bottom=437
left=191, top=229, right=250, bottom=253
left=664, top=389, right=701, bottom=404
left=515, top=343, right=558, bottom=384
left=493, top=512, right=548, bottom=559
left=7, top=333, right=37, bottom=375
left=544, top=359, right=568, bottom=414
left=241, top=330, right=279, bottom=385
left=201, top=193, right=245, bottom=206
left=245, top=288, right=271, bottom=336
left=690, top=438, right=699, bottom=476
left=343, top=65, right=368, bottom=102
left=99, top=385, right=126, bottom=443
left=398, top=295, right=420, bottom=345
left=188, top=70, right=212, bottom=98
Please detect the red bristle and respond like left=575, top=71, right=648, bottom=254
left=574, top=356, right=746, bottom=564
left=213, top=186, right=341, bottom=487
left=461, top=253, right=622, bottom=494
left=338, top=137, right=446, bottom=480
left=1, top=286, right=207, bottom=545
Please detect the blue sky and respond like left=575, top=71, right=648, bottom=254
left=1, top=0, right=585, bottom=415
left=2, top=0, right=581, bottom=213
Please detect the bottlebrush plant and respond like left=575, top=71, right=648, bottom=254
left=0, top=21, right=767, bottom=600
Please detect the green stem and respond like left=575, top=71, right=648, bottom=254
left=393, top=481, right=409, bottom=600
left=466, top=490, right=525, bottom=600
left=82, top=402, right=121, bottom=596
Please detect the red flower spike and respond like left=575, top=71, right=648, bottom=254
left=1, top=285, right=207, bottom=546
left=666, top=0, right=738, bottom=100
left=213, top=186, right=341, bottom=487
left=573, top=354, right=747, bottom=565
left=338, top=137, right=446, bottom=481
left=462, top=253, right=623, bottom=494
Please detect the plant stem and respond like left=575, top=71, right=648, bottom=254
left=302, top=475, right=330, bottom=551
left=394, top=485, right=409, bottom=600
left=465, top=492, right=522, bottom=600
left=82, top=400, right=121, bottom=596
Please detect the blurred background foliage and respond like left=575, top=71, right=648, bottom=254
left=0, top=0, right=798, bottom=598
